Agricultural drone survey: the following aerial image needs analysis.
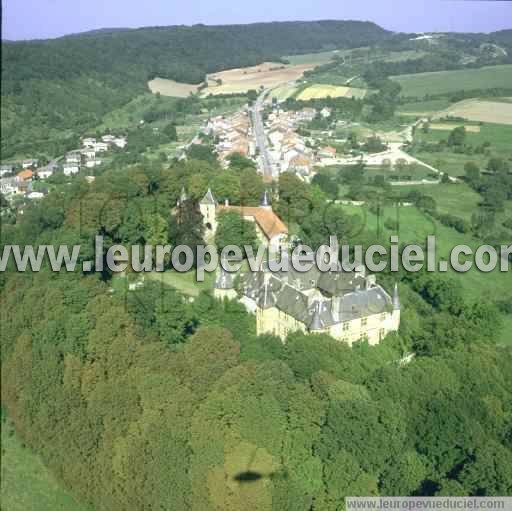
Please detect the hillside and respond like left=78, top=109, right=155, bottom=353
left=1, top=20, right=391, bottom=158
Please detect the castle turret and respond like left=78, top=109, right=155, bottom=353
left=391, top=282, right=401, bottom=331
left=199, top=188, right=218, bottom=238
left=393, top=282, right=400, bottom=310
left=177, top=187, right=187, bottom=206
left=260, top=190, right=272, bottom=210
left=310, top=301, right=326, bottom=333
left=214, top=258, right=237, bottom=301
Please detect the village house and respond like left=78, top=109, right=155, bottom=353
left=82, top=137, right=97, bottom=148
left=22, top=159, right=39, bottom=169
left=92, top=141, right=109, bottom=153
left=113, top=137, right=127, bottom=149
left=0, top=177, right=20, bottom=196
left=16, top=169, right=34, bottom=183
left=0, top=164, right=15, bottom=177
left=318, top=145, right=337, bottom=159
left=320, top=107, right=332, bottom=118
left=37, top=168, right=54, bottom=180
left=63, top=163, right=80, bottom=176
left=288, top=155, right=313, bottom=176
left=66, top=152, right=82, bottom=165
left=81, top=148, right=96, bottom=159
left=215, top=261, right=401, bottom=345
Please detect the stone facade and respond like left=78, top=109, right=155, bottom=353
left=223, top=262, right=400, bottom=345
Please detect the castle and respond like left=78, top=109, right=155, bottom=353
left=188, top=187, right=400, bottom=345
left=215, top=260, right=401, bottom=345
left=198, top=188, right=288, bottom=249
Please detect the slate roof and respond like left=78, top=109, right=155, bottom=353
left=200, top=188, right=217, bottom=206
left=241, top=263, right=395, bottom=329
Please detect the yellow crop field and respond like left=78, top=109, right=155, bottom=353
left=202, top=62, right=314, bottom=96
left=435, top=99, right=512, bottom=126
left=297, top=83, right=366, bottom=100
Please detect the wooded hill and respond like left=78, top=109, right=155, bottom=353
left=1, top=20, right=391, bottom=158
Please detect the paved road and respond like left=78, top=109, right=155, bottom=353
left=251, top=89, right=275, bottom=180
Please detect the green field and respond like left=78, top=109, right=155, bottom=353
left=1, top=420, right=92, bottom=511
left=393, top=183, right=482, bottom=222
left=270, top=84, right=299, bottom=101
left=283, top=49, right=340, bottom=66
left=392, top=64, right=512, bottom=98
left=414, top=122, right=512, bottom=159
left=146, top=269, right=216, bottom=296
left=398, top=98, right=452, bottom=115
left=343, top=204, right=512, bottom=344
left=297, top=83, right=367, bottom=100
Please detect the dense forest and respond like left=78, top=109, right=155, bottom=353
left=1, top=156, right=511, bottom=509
left=1, top=20, right=391, bottom=158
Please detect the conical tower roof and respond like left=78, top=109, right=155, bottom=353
left=215, top=262, right=234, bottom=290
left=260, top=190, right=271, bottom=208
left=310, top=301, right=325, bottom=332
left=200, top=188, right=217, bottom=205
left=393, top=283, right=400, bottom=310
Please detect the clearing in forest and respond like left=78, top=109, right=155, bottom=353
left=148, top=78, right=201, bottom=97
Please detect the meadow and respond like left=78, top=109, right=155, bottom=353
left=1, top=420, right=92, bottom=511
left=415, top=122, right=512, bottom=158
left=392, top=64, right=512, bottom=98
left=270, top=83, right=299, bottom=101
left=297, top=83, right=367, bottom=100
left=398, top=98, right=452, bottom=116
left=343, top=203, right=512, bottom=344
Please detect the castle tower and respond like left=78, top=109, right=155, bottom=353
left=391, top=282, right=401, bottom=331
left=260, top=190, right=272, bottom=210
left=214, top=258, right=237, bottom=301
left=309, top=301, right=327, bottom=333
left=177, top=187, right=187, bottom=207
left=199, top=188, right=218, bottom=237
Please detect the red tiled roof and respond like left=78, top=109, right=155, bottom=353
left=219, top=206, right=288, bottom=240
left=17, top=170, right=34, bottom=181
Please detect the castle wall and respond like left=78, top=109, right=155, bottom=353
left=256, top=308, right=400, bottom=346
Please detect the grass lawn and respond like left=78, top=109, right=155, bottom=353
left=146, top=269, right=216, bottom=296
left=411, top=122, right=512, bottom=176
left=393, top=183, right=482, bottom=222
left=344, top=204, right=512, bottom=299
left=392, top=64, right=512, bottom=98
left=297, top=84, right=367, bottom=100
left=498, top=315, right=512, bottom=346
left=1, top=420, right=92, bottom=511
left=271, top=84, right=299, bottom=101
left=398, top=98, right=452, bottom=115
left=410, top=151, right=488, bottom=178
